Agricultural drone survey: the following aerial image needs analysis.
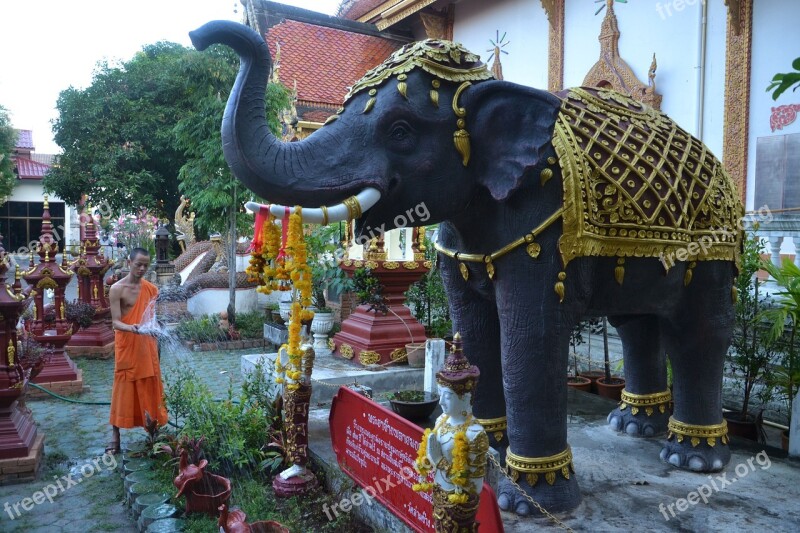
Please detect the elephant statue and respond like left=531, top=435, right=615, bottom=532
left=191, top=21, right=743, bottom=515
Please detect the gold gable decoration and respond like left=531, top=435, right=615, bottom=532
left=344, top=40, right=493, bottom=103
left=582, top=0, right=662, bottom=110
left=553, top=88, right=742, bottom=269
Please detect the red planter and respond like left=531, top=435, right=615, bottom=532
left=579, top=370, right=605, bottom=394
left=567, top=376, right=592, bottom=392
left=596, top=377, right=625, bottom=401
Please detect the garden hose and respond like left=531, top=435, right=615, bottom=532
left=28, top=382, right=111, bottom=405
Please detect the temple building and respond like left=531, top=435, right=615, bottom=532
left=1, top=130, right=74, bottom=254
left=244, top=0, right=800, bottom=215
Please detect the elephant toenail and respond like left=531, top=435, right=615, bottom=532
left=688, top=457, right=706, bottom=471
left=712, top=459, right=723, bottom=471
left=668, top=453, right=681, bottom=467
left=625, top=422, right=640, bottom=435
left=516, top=502, right=532, bottom=516
left=643, top=425, right=655, bottom=437
left=498, top=494, right=511, bottom=511
left=660, top=447, right=669, bottom=461
left=608, top=415, right=623, bottom=431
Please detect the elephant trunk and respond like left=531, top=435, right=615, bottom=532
left=190, top=21, right=369, bottom=208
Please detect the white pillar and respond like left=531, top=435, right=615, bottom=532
left=793, top=236, right=800, bottom=269
left=790, top=393, right=800, bottom=458
left=423, top=339, right=446, bottom=394
left=769, top=235, right=784, bottom=268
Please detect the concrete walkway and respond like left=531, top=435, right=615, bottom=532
left=0, top=345, right=247, bottom=532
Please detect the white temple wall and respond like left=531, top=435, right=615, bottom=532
left=452, top=0, right=549, bottom=90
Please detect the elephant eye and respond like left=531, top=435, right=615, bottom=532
left=389, top=123, right=411, bottom=141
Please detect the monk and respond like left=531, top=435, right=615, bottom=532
left=108, top=247, right=168, bottom=453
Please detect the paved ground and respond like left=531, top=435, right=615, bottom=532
left=0, top=345, right=246, bottom=533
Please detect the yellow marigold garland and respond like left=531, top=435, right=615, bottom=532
left=413, top=414, right=474, bottom=503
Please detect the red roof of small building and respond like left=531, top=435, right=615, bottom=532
left=14, top=156, right=50, bottom=179
left=337, top=0, right=387, bottom=21
left=266, top=19, right=402, bottom=109
left=15, top=129, right=34, bottom=150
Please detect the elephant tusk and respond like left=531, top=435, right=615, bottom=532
left=244, top=188, right=381, bottom=225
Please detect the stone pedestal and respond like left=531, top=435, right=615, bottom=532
left=333, top=303, right=426, bottom=366
left=790, top=394, right=800, bottom=458
left=0, top=432, right=44, bottom=485
left=66, top=320, right=115, bottom=359
left=423, top=338, right=446, bottom=394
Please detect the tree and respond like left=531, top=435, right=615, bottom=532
left=45, top=41, right=290, bottom=221
left=0, top=106, right=16, bottom=202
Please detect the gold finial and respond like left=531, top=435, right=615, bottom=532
left=454, top=332, right=461, bottom=341
left=43, top=195, right=49, bottom=209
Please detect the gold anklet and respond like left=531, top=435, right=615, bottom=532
left=506, top=447, right=574, bottom=487
left=476, top=416, right=507, bottom=443
left=667, top=417, right=729, bottom=447
left=619, top=389, right=672, bottom=416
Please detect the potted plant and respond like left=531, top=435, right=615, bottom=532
left=762, top=254, right=800, bottom=450
left=722, top=231, right=776, bottom=441
left=386, top=390, right=439, bottom=421
left=265, top=302, right=283, bottom=325
left=352, top=267, right=388, bottom=315
left=66, top=299, right=96, bottom=331
left=596, top=317, right=625, bottom=400
left=405, top=240, right=452, bottom=339
left=578, top=318, right=605, bottom=389
left=567, top=321, right=592, bottom=392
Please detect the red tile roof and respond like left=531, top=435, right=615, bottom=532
left=15, top=129, right=34, bottom=150
left=337, top=0, right=387, bottom=21
left=14, top=156, right=50, bottom=179
left=266, top=19, right=402, bottom=109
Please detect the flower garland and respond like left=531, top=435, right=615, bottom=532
left=246, top=212, right=289, bottom=294
left=413, top=414, right=473, bottom=503
left=272, top=207, right=314, bottom=392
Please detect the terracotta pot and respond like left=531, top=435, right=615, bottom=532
left=782, top=429, right=789, bottom=452
left=579, top=370, right=605, bottom=394
left=567, top=375, right=592, bottom=392
left=723, top=412, right=759, bottom=441
left=596, top=376, right=625, bottom=401
left=405, top=343, right=425, bottom=368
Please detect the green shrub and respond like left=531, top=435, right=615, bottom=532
left=235, top=311, right=264, bottom=339
left=175, top=315, right=225, bottom=343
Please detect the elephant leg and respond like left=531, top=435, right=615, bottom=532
left=439, top=259, right=508, bottom=456
left=495, top=309, right=581, bottom=516
left=607, top=315, right=670, bottom=437
left=658, top=264, right=734, bottom=472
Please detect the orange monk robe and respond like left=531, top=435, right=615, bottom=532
left=109, top=279, right=168, bottom=428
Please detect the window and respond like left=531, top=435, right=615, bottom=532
left=754, top=133, right=800, bottom=209
left=0, top=201, right=66, bottom=253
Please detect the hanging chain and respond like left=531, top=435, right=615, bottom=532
left=487, top=454, right=574, bottom=532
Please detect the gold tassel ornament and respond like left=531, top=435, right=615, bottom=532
left=555, top=271, right=567, bottom=303
left=397, top=74, right=408, bottom=100
left=452, top=81, right=472, bottom=167
left=731, top=285, right=737, bottom=303
left=430, top=79, right=440, bottom=107
left=615, top=257, right=625, bottom=285
left=364, top=88, right=377, bottom=114
left=684, top=261, right=696, bottom=287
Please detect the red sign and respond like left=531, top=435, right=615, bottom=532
left=330, top=386, right=504, bottom=532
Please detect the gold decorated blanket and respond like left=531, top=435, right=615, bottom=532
left=552, top=87, right=742, bottom=268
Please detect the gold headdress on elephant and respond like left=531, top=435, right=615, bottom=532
left=341, top=39, right=495, bottom=167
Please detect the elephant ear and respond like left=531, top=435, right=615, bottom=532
left=461, top=80, right=561, bottom=201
